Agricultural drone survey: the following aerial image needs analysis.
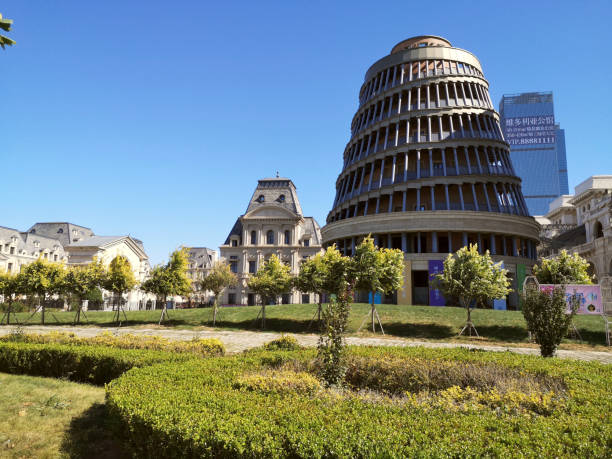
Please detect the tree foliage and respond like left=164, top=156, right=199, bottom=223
left=247, top=254, right=292, bottom=305
left=63, top=257, right=106, bottom=301
left=0, top=13, right=16, bottom=49
left=142, top=247, right=192, bottom=302
left=200, top=261, right=237, bottom=325
left=436, top=244, right=510, bottom=334
left=353, top=236, right=404, bottom=299
left=522, top=286, right=579, bottom=357
left=103, top=256, right=137, bottom=299
left=0, top=271, right=20, bottom=303
left=18, top=258, right=65, bottom=301
left=533, top=250, right=593, bottom=285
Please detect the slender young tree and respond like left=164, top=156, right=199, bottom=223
left=103, top=255, right=137, bottom=325
left=436, top=244, right=510, bottom=336
left=200, top=261, right=237, bottom=326
left=294, top=252, right=328, bottom=329
left=0, top=272, right=21, bottom=325
left=352, top=236, right=404, bottom=334
left=314, top=245, right=354, bottom=386
left=0, top=13, right=16, bottom=49
left=533, top=250, right=593, bottom=285
left=63, top=257, right=106, bottom=324
left=141, top=248, right=192, bottom=324
left=247, top=254, right=292, bottom=329
left=19, top=258, right=65, bottom=324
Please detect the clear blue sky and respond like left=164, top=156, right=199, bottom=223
left=3, top=1, right=611, bottom=265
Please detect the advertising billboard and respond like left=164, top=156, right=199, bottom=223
left=503, top=115, right=555, bottom=146
left=539, top=284, right=603, bottom=314
left=428, top=260, right=446, bottom=306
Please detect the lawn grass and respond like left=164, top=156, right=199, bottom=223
left=0, top=372, right=126, bottom=458
left=8, top=303, right=609, bottom=348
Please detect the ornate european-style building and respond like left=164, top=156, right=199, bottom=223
left=219, top=177, right=323, bottom=305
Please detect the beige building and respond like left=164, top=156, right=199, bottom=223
left=539, top=175, right=612, bottom=280
left=0, top=226, right=68, bottom=274
left=1, top=222, right=152, bottom=310
left=219, top=177, right=323, bottom=305
left=185, top=247, right=218, bottom=305
left=322, top=36, right=540, bottom=308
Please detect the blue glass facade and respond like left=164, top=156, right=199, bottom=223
left=499, top=92, right=569, bottom=215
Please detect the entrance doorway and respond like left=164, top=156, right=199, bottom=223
left=412, top=270, right=429, bottom=305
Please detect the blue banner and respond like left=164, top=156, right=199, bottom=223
left=428, top=260, right=446, bottom=306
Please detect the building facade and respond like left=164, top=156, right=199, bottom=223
left=539, top=176, right=612, bottom=281
left=185, top=247, right=218, bottom=305
left=0, top=222, right=152, bottom=310
left=322, top=35, right=540, bottom=308
left=219, top=178, right=323, bottom=305
left=499, top=92, right=569, bottom=215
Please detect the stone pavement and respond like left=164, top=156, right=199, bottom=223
left=0, top=325, right=610, bottom=364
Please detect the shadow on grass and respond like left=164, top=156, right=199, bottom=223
left=212, top=318, right=317, bottom=334
left=569, top=327, right=607, bottom=346
left=61, top=402, right=129, bottom=459
left=372, top=322, right=456, bottom=340
left=469, top=325, right=530, bottom=343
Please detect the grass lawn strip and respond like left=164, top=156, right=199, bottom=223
left=7, top=303, right=609, bottom=349
left=0, top=372, right=126, bottom=458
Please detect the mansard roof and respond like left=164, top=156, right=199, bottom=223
left=245, top=178, right=303, bottom=216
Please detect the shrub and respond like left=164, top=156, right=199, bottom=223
left=234, top=370, right=321, bottom=395
left=522, top=286, right=578, bottom=357
left=106, top=347, right=612, bottom=458
left=0, top=341, right=193, bottom=385
left=263, top=334, right=302, bottom=351
left=0, top=331, right=224, bottom=357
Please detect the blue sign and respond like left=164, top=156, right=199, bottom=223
left=368, top=292, right=382, bottom=304
left=493, top=262, right=507, bottom=310
left=504, top=116, right=555, bottom=146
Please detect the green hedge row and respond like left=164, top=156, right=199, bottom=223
left=106, top=346, right=612, bottom=458
left=0, top=341, right=194, bottom=385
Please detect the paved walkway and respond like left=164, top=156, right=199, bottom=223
left=1, top=325, right=610, bottom=364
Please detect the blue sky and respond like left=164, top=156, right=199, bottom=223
left=3, top=1, right=611, bottom=264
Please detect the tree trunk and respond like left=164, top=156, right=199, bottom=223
left=213, top=295, right=219, bottom=326
left=262, top=301, right=266, bottom=329
left=41, top=296, right=45, bottom=325
left=371, top=292, right=375, bottom=332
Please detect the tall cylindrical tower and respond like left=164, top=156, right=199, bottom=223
left=322, top=36, right=540, bottom=307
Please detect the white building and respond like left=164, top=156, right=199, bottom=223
left=219, top=177, right=324, bottom=305
left=539, top=176, right=612, bottom=280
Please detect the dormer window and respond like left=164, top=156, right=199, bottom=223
left=57, top=228, right=64, bottom=234
left=257, top=195, right=265, bottom=203
left=279, top=194, right=285, bottom=202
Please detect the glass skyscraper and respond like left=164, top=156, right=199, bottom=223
left=499, top=92, right=569, bottom=215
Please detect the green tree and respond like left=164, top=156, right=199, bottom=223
left=247, top=254, right=292, bottom=329
left=533, top=250, right=593, bottom=285
left=141, top=248, right=192, bottom=324
left=63, top=258, right=106, bottom=324
left=522, top=286, right=579, bottom=357
left=436, top=244, right=511, bottom=336
left=200, top=261, right=237, bottom=326
left=352, top=236, right=404, bottom=334
left=0, top=272, right=21, bottom=324
left=0, top=13, right=15, bottom=49
left=19, top=258, right=66, bottom=324
left=103, top=255, right=137, bottom=324
left=294, top=252, right=328, bottom=329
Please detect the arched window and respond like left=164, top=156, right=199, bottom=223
left=266, top=230, right=275, bottom=245
left=284, top=230, right=291, bottom=245
left=279, top=194, right=285, bottom=203
left=257, top=195, right=265, bottom=203
left=250, top=231, right=257, bottom=245
left=594, top=221, right=604, bottom=239
left=57, top=228, right=63, bottom=234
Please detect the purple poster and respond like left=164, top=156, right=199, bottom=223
left=539, top=284, right=603, bottom=314
left=428, top=260, right=446, bottom=306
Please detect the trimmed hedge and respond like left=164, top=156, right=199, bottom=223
left=0, top=331, right=225, bottom=356
left=0, top=342, right=194, bottom=385
left=106, top=346, right=612, bottom=458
